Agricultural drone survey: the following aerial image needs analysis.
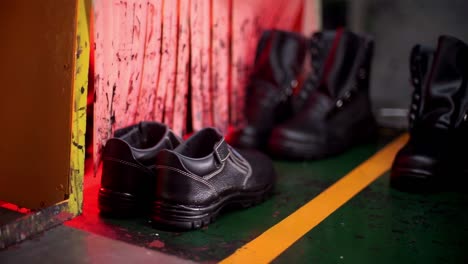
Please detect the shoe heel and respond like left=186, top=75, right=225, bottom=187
left=151, top=201, right=216, bottom=231
left=151, top=186, right=273, bottom=230
left=98, top=188, right=140, bottom=217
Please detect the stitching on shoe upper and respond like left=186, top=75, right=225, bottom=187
left=228, top=156, right=248, bottom=174
left=154, top=165, right=218, bottom=192
left=229, top=157, right=251, bottom=185
left=227, top=151, right=252, bottom=187
left=240, top=157, right=253, bottom=187
left=230, top=150, right=249, bottom=171
left=103, top=157, right=153, bottom=176
left=203, top=162, right=226, bottom=181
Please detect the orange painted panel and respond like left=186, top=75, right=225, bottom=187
left=0, top=0, right=77, bottom=208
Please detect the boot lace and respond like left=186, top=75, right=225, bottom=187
left=409, top=53, right=424, bottom=129
left=294, top=34, right=324, bottom=108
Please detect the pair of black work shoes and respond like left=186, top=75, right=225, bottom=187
left=229, top=28, right=377, bottom=160
left=98, top=122, right=276, bottom=230
left=391, top=36, right=468, bottom=192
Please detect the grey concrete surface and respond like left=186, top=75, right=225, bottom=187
left=0, top=226, right=195, bottom=264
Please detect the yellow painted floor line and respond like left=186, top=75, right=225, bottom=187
left=221, top=134, right=409, bottom=264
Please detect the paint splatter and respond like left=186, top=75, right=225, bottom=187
left=93, top=0, right=314, bottom=168
left=148, top=239, right=165, bottom=249
left=273, top=211, right=280, bottom=218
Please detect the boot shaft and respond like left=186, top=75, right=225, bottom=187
left=250, top=30, right=308, bottom=89
left=417, top=36, right=468, bottom=130
left=245, top=30, right=308, bottom=128
left=322, top=30, right=372, bottom=98
left=294, top=29, right=374, bottom=117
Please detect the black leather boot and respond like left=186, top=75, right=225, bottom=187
left=227, top=30, right=308, bottom=150
left=269, top=29, right=377, bottom=160
left=391, top=36, right=468, bottom=191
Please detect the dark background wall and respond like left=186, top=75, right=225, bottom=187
left=322, top=0, right=468, bottom=128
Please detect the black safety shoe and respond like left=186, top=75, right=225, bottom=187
left=228, top=29, right=308, bottom=150
left=98, top=122, right=181, bottom=216
left=151, top=128, right=276, bottom=230
left=269, top=29, right=377, bottom=160
left=391, top=36, right=468, bottom=191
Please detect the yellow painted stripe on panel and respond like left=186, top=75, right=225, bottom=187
left=68, top=0, right=91, bottom=215
left=221, top=134, right=409, bottom=264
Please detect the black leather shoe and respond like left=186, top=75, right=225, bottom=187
left=228, top=30, right=308, bottom=150
left=151, top=128, right=276, bottom=230
left=269, top=29, right=377, bottom=160
left=98, top=122, right=181, bottom=216
left=391, top=36, right=468, bottom=191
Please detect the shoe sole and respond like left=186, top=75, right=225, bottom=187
left=391, top=167, right=468, bottom=193
left=390, top=169, right=438, bottom=193
left=269, top=138, right=333, bottom=160
left=150, top=184, right=273, bottom=230
left=269, top=127, right=378, bottom=160
left=98, top=188, right=143, bottom=217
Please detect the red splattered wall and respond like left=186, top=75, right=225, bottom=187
left=93, top=0, right=319, bottom=165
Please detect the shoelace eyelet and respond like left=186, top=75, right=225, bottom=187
left=336, top=100, right=343, bottom=108
left=290, top=79, right=298, bottom=88
left=343, top=91, right=352, bottom=100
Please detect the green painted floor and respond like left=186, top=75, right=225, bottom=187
left=65, top=135, right=385, bottom=262
left=274, top=172, right=468, bottom=263
left=3, top=131, right=468, bottom=263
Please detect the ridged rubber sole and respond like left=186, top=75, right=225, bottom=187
left=269, top=127, right=378, bottom=160
left=151, top=185, right=273, bottom=230
left=98, top=188, right=142, bottom=217
left=268, top=138, right=335, bottom=160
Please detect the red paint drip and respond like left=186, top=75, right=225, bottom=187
left=148, top=239, right=165, bottom=248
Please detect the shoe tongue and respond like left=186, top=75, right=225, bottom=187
left=318, top=29, right=361, bottom=98
left=420, top=36, right=468, bottom=129
left=175, top=128, right=223, bottom=158
left=252, top=30, right=307, bottom=87
left=410, top=45, right=435, bottom=83
left=130, top=122, right=171, bottom=163
left=312, top=31, right=337, bottom=55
